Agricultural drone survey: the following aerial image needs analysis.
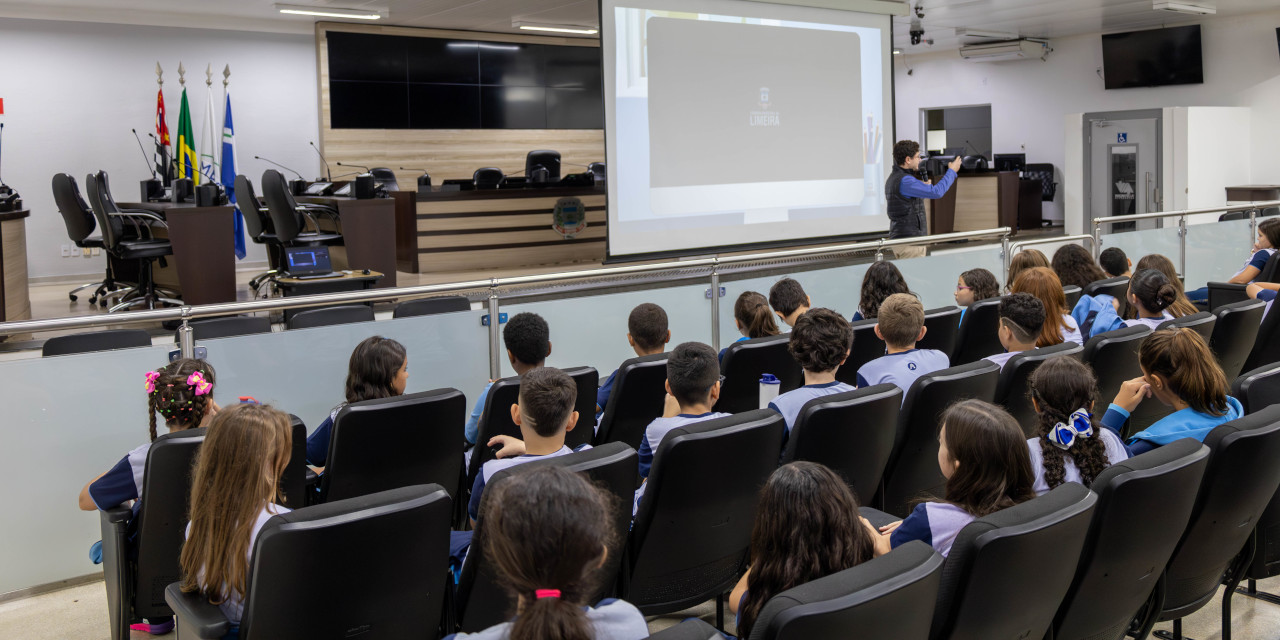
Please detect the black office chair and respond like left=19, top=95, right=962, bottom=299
left=1233, top=363, right=1280, bottom=414
left=1147, top=405, right=1280, bottom=640
left=1209, top=299, right=1266, bottom=382
left=951, top=297, right=1003, bottom=365
left=1081, top=325, right=1151, bottom=408
left=392, top=296, right=470, bottom=318
left=369, top=167, right=399, bottom=191
left=285, top=305, right=374, bottom=330
left=456, top=443, right=637, bottom=633
left=165, top=485, right=453, bottom=640
left=86, top=171, right=181, bottom=312
left=1063, top=285, right=1083, bottom=310
left=995, top=342, right=1084, bottom=436
left=99, top=429, right=205, bottom=640
left=745, top=541, right=943, bottom=640
left=595, top=353, right=669, bottom=449
left=281, top=416, right=309, bottom=510
left=1241, top=297, right=1280, bottom=374
left=234, top=175, right=283, bottom=294
left=716, top=334, right=804, bottom=413
left=924, top=484, right=1097, bottom=640
left=318, top=389, right=466, bottom=504
left=879, top=361, right=1000, bottom=518
left=473, top=167, right=504, bottom=189
left=51, top=173, right=126, bottom=306
left=626, top=411, right=786, bottom=624
left=525, top=150, right=561, bottom=183
left=916, top=306, right=962, bottom=357
left=174, top=316, right=272, bottom=342
left=42, top=329, right=152, bottom=357
left=1208, top=252, right=1280, bottom=311
left=260, top=169, right=342, bottom=246
left=1050, top=439, right=1210, bottom=640
left=835, top=319, right=883, bottom=387
left=780, top=385, right=902, bottom=505
left=1024, top=163, right=1057, bottom=202
left=1220, top=211, right=1249, bottom=222
left=1156, top=310, right=1216, bottom=341
left=1082, top=275, right=1131, bottom=317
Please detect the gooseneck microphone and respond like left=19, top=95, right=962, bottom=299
left=309, top=141, right=332, bottom=181
left=335, top=161, right=370, bottom=173
left=132, top=129, right=158, bottom=179
left=254, top=155, right=304, bottom=180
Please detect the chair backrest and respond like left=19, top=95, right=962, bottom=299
left=1050, top=439, right=1209, bottom=640
left=716, top=334, right=804, bottom=413
left=1156, top=310, right=1216, bottom=342
left=525, top=150, right=562, bottom=182
left=916, top=306, right=962, bottom=357
left=835, top=319, right=883, bottom=387
left=455, top=442, right=637, bottom=632
left=285, top=305, right=375, bottom=330
left=260, top=169, right=304, bottom=242
left=391, top=296, right=470, bottom=318
left=239, top=485, right=452, bottom=639
left=1258, top=250, right=1280, bottom=283
left=596, top=353, right=670, bottom=449
left=995, top=342, right=1084, bottom=436
left=43, top=329, right=152, bottom=357
left=1024, top=163, right=1057, bottom=201
left=881, top=360, right=1000, bottom=517
left=177, top=316, right=272, bottom=342
left=930, top=483, right=1097, bottom=640
left=647, top=619, right=722, bottom=639
left=1220, top=210, right=1249, bottom=222
left=369, top=167, right=399, bottom=191
left=51, top=173, right=97, bottom=242
left=781, top=384, right=902, bottom=504
left=320, top=388, right=467, bottom=503
left=1159, top=405, right=1280, bottom=618
left=133, top=429, right=206, bottom=619
left=1081, top=275, right=1131, bottom=316
left=1233, top=363, right=1280, bottom=414
left=1242, top=296, right=1280, bottom=373
left=85, top=171, right=125, bottom=249
left=950, top=297, right=1003, bottom=365
left=234, top=175, right=270, bottom=239
left=748, top=541, right=943, bottom=640
left=281, top=416, right=308, bottom=510
left=1081, top=325, right=1151, bottom=409
left=473, top=167, right=504, bottom=188
left=1210, top=299, right=1266, bottom=381
left=1063, top=285, right=1083, bottom=310
left=627, top=410, right=786, bottom=615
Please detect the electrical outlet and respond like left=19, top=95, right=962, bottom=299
left=61, top=244, right=71, bottom=257
left=82, top=247, right=91, bottom=258
left=91, top=247, right=101, bottom=256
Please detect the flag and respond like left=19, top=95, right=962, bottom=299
left=220, top=91, right=247, bottom=259
left=197, top=81, right=219, bottom=185
left=154, top=89, right=173, bottom=184
left=175, top=87, right=197, bottom=182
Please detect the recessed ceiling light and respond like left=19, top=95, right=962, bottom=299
left=275, top=4, right=384, bottom=20
left=513, top=22, right=599, bottom=35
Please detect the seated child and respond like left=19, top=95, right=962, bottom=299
left=1123, top=269, right=1179, bottom=331
left=768, top=277, right=812, bottom=328
left=1099, top=247, right=1131, bottom=278
left=721, top=291, right=779, bottom=362
left=465, top=312, right=551, bottom=446
left=768, top=308, right=854, bottom=443
left=729, top=462, right=876, bottom=638
left=1011, top=267, right=1084, bottom=345
left=1052, top=244, right=1109, bottom=291
left=596, top=303, right=670, bottom=422
left=954, top=268, right=999, bottom=323
left=1134, top=254, right=1198, bottom=317
left=853, top=261, right=910, bottom=322
left=180, top=403, right=294, bottom=633
left=1188, top=218, right=1280, bottom=302
left=866, top=399, right=1035, bottom=557
left=1102, top=328, right=1243, bottom=456
left=1005, top=249, right=1050, bottom=293
left=984, top=293, right=1045, bottom=370
left=446, top=466, right=649, bottom=640
left=1027, top=358, right=1129, bottom=496
left=856, top=293, right=950, bottom=396
left=306, top=336, right=408, bottom=466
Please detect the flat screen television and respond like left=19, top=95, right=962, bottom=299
left=1102, top=25, right=1203, bottom=90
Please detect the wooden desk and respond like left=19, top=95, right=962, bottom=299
left=0, top=209, right=31, bottom=322
left=297, top=196, right=397, bottom=289
left=930, top=172, right=1020, bottom=235
left=118, top=203, right=238, bottom=305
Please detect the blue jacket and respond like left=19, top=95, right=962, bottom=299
left=1072, top=294, right=1126, bottom=340
left=1101, top=396, right=1244, bottom=456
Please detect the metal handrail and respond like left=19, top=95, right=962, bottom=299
left=1091, top=200, right=1280, bottom=277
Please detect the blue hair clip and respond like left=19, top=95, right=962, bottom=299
left=1048, top=409, right=1094, bottom=450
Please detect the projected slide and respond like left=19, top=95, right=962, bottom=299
left=603, top=0, right=893, bottom=258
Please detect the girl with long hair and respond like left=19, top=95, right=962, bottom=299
left=180, top=403, right=294, bottom=633
left=854, top=261, right=912, bottom=321
left=1132, top=254, right=1197, bottom=317
left=721, top=291, right=780, bottom=362
left=1011, top=267, right=1083, bottom=346
left=1027, top=358, right=1128, bottom=495
left=1006, top=249, right=1050, bottom=293
left=1052, top=244, right=1109, bottom=291
left=868, top=400, right=1035, bottom=557
left=305, top=336, right=409, bottom=466
left=453, top=466, right=648, bottom=640
left=1124, top=269, right=1180, bottom=330
left=729, top=462, right=876, bottom=638
left=1102, top=328, right=1242, bottom=456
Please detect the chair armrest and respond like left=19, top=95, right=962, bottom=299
left=1207, top=282, right=1249, bottom=312
left=164, top=583, right=232, bottom=639
left=305, top=469, right=321, bottom=506
left=1207, top=282, right=1246, bottom=291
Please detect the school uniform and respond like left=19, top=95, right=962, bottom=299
left=305, top=403, right=346, bottom=466
left=767, top=381, right=854, bottom=444
left=464, top=381, right=496, bottom=445
left=634, top=412, right=730, bottom=514
left=1123, top=317, right=1167, bottom=331
left=185, top=503, right=291, bottom=628
left=442, top=598, right=649, bottom=640
left=1060, top=315, right=1083, bottom=345
left=595, top=368, right=618, bottom=424
left=1188, top=248, right=1275, bottom=302
left=87, top=442, right=152, bottom=512
left=1101, top=396, right=1244, bottom=456
left=718, top=336, right=749, bottom=363
left=856, top=349, right=950, bottom=400
left=983, top=349, right=1031, bottom=371
left=889, top=502, right=975, bottom=557
left=468, top=444, right=588, bottom=522
left=1026, top=429, right=1129, bottom=495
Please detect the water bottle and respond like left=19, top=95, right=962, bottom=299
left=759, top=374, right=781, bottom=409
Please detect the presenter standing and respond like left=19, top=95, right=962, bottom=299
left=885, top=140, right=962, bottom=258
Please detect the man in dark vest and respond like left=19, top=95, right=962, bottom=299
left=885, top=140, right=962, bottom=258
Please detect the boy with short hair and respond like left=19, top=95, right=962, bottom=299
left=464, top=312, right=551, bottom=446
left=1099, top=247, right=1131, bottom=278
left=596, top=303, right=671, bottom=421
left=768, top=277, right=812, bottom=328
left=985, top=293, right=1046, bottom=370
left=768, top=308, right=854, bottom=442
left=856, top=293, right=950, bottom=395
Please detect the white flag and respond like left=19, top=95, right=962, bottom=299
left=197, top=80, right=220, bottom=185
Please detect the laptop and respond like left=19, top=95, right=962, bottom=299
left=282, top=246, right=341, bottom=280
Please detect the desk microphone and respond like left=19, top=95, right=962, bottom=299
left=131, top=129, right=158, bottom=179
left=335, top=162, right=370, bottom=174
left=309, top=141, right=332, bottom=181
left=254, top=155, right=304, bottom=180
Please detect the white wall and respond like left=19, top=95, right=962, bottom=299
left=0, top=18, right=321, bottom=279
left=893, top=9, right=1280, bottom=224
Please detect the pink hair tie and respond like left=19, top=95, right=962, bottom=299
left=534, top=589, right=561, bottom=600
left=144, top=371, right=161, bottom=394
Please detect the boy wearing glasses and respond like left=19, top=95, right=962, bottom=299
left=887, top=140, right=963, bottom=258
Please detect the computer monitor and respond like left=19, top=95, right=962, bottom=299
left=994, top=153, right=1027, bottom=173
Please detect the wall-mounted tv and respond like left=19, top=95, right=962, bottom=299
left=1102, top=25, right=1203, bottom=90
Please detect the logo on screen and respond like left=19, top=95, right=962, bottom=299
left=750, top=86, right=781, bottom=127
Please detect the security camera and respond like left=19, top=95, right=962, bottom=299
left=910, top=29, right=924, bottom=46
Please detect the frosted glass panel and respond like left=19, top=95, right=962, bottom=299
left=896, top=246, right=1006, bottom=309
left=1097, top=226, right=1181, bottom=277
left=1184, top=218, right=1255, bottom=289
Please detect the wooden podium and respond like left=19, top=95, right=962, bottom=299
left=929, top=171, right=1021, bottom=235
left=0, top=208, right=31, bottom=322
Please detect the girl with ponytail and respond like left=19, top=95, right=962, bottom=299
left=1101, top=328, right=1243, bottom=456
left=1027, top=358, right=1128, bottom=495
left=721, top=291, right=780, bottom=362
left=1123, top=269, right=1180, bottom=330
left=451, top=466, right=648, bottom=640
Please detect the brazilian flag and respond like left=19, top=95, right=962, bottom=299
left=175, top=87, right=197, bottom=182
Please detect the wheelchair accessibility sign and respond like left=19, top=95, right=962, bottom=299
left=1117, top=133, right=1127, bottom=143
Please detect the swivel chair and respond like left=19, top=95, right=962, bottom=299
left=260, top=169, right=342, bottom=247
left=51, top=173, right=127, bottom=306
left=369, top=167, right=399, bottom=192
left=85, top=172, right=181, bottom=312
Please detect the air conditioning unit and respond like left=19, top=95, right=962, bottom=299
left=958, top=39, right=1049, bottom=62
left=1153, top=1, right=1216, bottom=15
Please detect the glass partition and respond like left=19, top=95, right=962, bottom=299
left=1183, top=218, right=1255, bottom=289
left=1095, top=225, right=1181, bottom=279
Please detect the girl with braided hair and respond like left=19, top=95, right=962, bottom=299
left=77, top=358, right=218, bottom=635
left=1026, top=358, right=1128, bottom=496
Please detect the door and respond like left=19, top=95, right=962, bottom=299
left=1088, top=117, right=1160, bottom=232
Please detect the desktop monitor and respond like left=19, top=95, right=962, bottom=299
left=994, top=153, right=1026, bottom=173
